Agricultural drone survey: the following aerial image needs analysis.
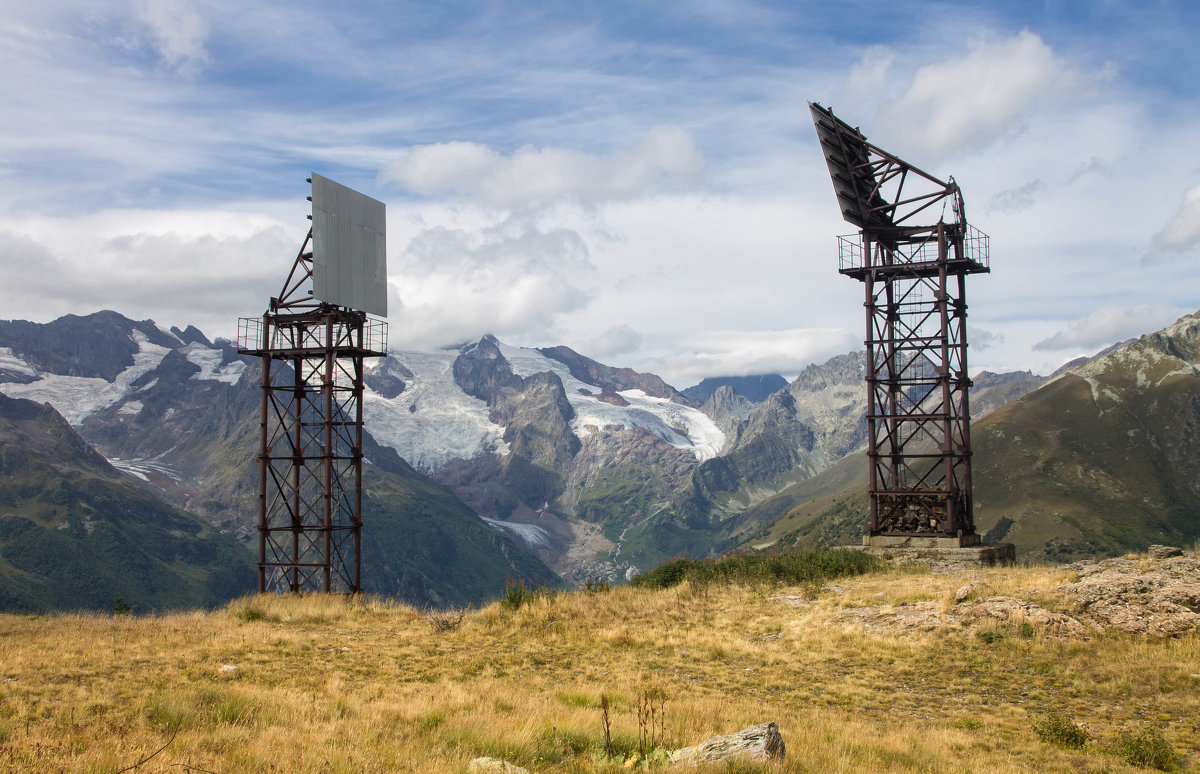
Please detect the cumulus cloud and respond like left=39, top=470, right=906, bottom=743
left=379, top=127, right=704, bottom=209
left=1033, top=303, right=1185, bottom=352
left=0, top=210, right=293, bottom=338
left=586, top=325, right=643, bottom=359
left=873, top=31, right=1096, bottom=161
left=134, top=0, right=210, bottom=73
left=971, top=327, right=1004, bottom=350
left=834, top=46, right=895, bottom=118
left=389, top=214, right=596, bottom=349
left=641, top=328, right=859, bottom=388
left=1151, top=185, right=1200, bottom=254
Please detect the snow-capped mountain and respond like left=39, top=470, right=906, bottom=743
left=0, top=312, right=559, bottom=607
left=365, top=339, right=725, bottom=473
left=0, top=310, right=1052, bottom=590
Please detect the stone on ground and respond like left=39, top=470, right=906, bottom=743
left=669, top=721, right=785, bottom=766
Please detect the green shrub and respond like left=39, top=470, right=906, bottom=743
left=1033, top=714, right=1088, bottom=749
left=628, top=548, right=883, bottom=590
left=500, top=578, right=555, bottom=609
left=1117, top=727, right=1180, bottom=771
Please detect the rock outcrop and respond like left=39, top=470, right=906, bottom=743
left=965, top=596, right=1089, bottom=637
left=1055, top=550, right=1200, bottom=636
left=669, top=721, right=785, bottom=766
left=467, top=757, right=530, bottom=774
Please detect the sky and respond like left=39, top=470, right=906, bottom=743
left=2, top=0, right=1200, bottom=388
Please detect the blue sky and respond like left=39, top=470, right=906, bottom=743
left=2, top=0, right=1200, bottom=386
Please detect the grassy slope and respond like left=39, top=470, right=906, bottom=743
left=0, top=557, right=1196, bottom=773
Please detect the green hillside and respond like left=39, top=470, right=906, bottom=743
left=359, top=439, right=562, bottom=607
left=737, top=312, right=1200, bottom=560
left=0, top=394, right=255, bottom=613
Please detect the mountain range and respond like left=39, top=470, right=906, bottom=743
left=0, top=313, right=558, bottom=611
left=2, top=307, right=1197, bottom=611
left=735, top=315, right=1200, bottom=560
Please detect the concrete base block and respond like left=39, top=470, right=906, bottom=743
left=844, top=539, right=1016, bottom=570
left=862, top=534, right=982, bottom=549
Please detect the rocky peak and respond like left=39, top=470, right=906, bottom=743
left=701, top=384, right=754, bottom=435
left=538, top=345, right=690, bottom=404
left=683, top=374, right=787, bottom=403
left=453, top=336, right=523, bottom=402
left=170, top=324, right=211, bottom=347
left=365, top=356, right=413, bottom=400
left=0, top=310, right=178, bottom=382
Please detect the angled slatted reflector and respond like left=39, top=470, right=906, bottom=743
left=809, top=102, right=895, bottom=230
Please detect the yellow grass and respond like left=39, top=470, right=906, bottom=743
left=0, top=564, right=1197, bottom=773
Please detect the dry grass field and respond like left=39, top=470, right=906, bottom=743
left=1, top=558, right=1197, bottom=773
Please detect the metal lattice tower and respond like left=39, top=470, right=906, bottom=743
left=238, top=177, right=387, bottom=592
left=810, top=103, right=989, bottom=539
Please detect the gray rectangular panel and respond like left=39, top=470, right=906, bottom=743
left=311, top=173, right=387, bottom=316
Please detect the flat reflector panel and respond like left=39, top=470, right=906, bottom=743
left=809, top=102, right=892, bottom=230
left=311, top=173, right=387, bottom=317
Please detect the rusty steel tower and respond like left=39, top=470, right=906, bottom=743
left=810, top=103, right=989, bottom=542
left=239, top=174, right=387, bottom=593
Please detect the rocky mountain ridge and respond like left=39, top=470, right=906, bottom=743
left=740, top=311, right=1200, bottom=561
left=0, top=309, right=1070, bottom=594
left=0, top=313, right=559, bottom=609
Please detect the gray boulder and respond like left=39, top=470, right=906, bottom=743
left=670, top=721, right=785, bottom=766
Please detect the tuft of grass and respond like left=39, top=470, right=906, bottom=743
left=975, top=630, right=1004, bottom=645
left=629, top=547, right=883, bottom=590
left=500, top=578, right=557, bottom=609
left=1033, top=713, right=1089, bottom=749
left=1116, top=726, right=1180, bottom=771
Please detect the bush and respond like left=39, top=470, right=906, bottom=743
left=1117, top=727, right=1180, bottom=771
left=628, top=548, right=883, bottom=590
left=500, top=578, right=555, bottom=610
left=1033, top=714, right=1088, bottom=749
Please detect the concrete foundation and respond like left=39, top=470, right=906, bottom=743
left=845, top=535, right=1016, bottom=570
left=862, top=534, right=982, bottom=549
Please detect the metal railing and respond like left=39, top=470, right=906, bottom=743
left=237, top=316, right=389, bottom=354
left=837, top=224, right=990, bottom=272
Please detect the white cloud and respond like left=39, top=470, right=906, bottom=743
left=972, top=327, right=1004, bottom=350
left=587, top=325, right=643, bottom=359
left=134, top=0, right=210, bottom=73
left=1151, top=185, right=1200, bottom=254
left=1033, top=303, right=1186, bottom=352
left=389, top=212, right=597, bottom=349
left=873, top=31, right=1098, bottom=161
left=0, top=209, right=294, bottom=338
left=380, top=127, right=704, bottom=209
left=641, top=328, right=859, bottom=389
left=834, top=46, right=895, bottom=117
left=987, top=179, right=1045, bottom=213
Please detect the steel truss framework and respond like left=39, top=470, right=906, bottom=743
left=239, top=230, right=386, bottom=592
left=811, top=103, right=989, bottom=538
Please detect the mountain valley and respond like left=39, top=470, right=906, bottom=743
left=1, top=308, right=1197, bottom=610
